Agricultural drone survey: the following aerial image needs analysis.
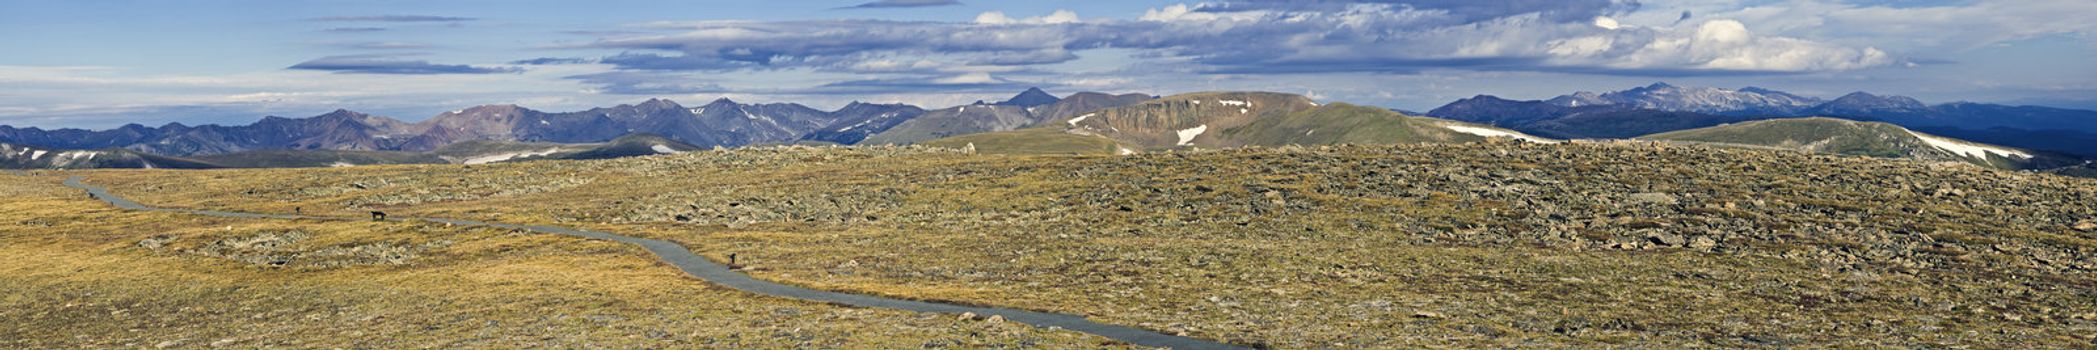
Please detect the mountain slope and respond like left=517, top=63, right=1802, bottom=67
left=1064, top=91, right=1321, bottom=148
left=862, top=89, right=1153, bottom=145
left=1640, top=118, right=2082, bottom=170
left=1025, top=92, right=1156, bottom=126
left=1552, top=82, right=1824, bottom=115
left=997, top=87, right=1062, bottom=107
left=0, top=143, right=220, bottom=169
left=190, top=150, right=449, bottom=168
left=1430, top=95, right=1763, bottom=139
left=0, top=109, right=416, bottom=157
left=531, top=134, right=703, bottom=161
left=800, top=102, right=928, bottom=144
left=1222, top=103, right=1554, bottom=146
left=1482, top=83, right=2097, bottom=157
left=860, top=103, right=1036, bottom=145
left=918, top=127, right=1131, bottom=156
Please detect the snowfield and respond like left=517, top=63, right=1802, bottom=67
left=464, top=148, right=565, bottom=165
left=1444, top=125, right=1560, bottom=144
left=1067, top=113, right=1094, bottom=127
left=1908, top=131, right=2029, bottom=160
left=650, top=145, right=680, bottom=154
left=1177, top=125, right=1208, bottom=146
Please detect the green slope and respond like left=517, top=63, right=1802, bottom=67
left=1221, top=103, right=1510, bottom=146
left=192, top=150, right=447, bottom=168
left=1640, top=117, right=2085, bottom=171
left=918, top=127, right=1128, bottom=155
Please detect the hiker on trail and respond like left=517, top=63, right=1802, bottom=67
left=294, top=207, right=302, bottom=215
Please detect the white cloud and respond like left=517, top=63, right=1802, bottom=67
left=975, top=10, right=1080, bottom=25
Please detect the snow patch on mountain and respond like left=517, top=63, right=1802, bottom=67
left=464, top=148, right=565, bottom=165
left=1908, top=130, right=2029, bottom=160
left=1067, top=113, right=1094, bottom=127
left=1177, top=125, right=1208, bottom=146
left=1445, top=125, right=1559, bottom=144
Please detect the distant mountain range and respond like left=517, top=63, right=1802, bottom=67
left=1430, top=83, right=2097, bottom=157
left=1640, top=118, right=2087, bottom=172
left=860, top=88, right=1155, bottom=145
left=0, top=97, right=923, bottom=157
left=0, top=133, right=699, bottom=169
left=2, top=84, right=2090, bottom=176
left=922, top=91, right=1555, bottom=155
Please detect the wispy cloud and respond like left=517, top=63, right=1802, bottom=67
left=288, top=55, right=519, bottom=75
left=511, top=57, right=597, bottom=65
left=838, top=0, right=962, bottom=9
left=321, top=27, right=387, bottom=33
left=312, top=15, right=475, bottom=22
left=336, top=42, right=433, bottom=50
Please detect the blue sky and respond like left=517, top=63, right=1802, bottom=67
left=2, top=0, right=2093, bottom=128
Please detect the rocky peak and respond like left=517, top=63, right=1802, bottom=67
left=1821, top=92, right=1928, bottom=111
left=998, top=87, right=1060, bottom=107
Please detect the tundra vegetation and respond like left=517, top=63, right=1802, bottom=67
left=0, top=173, right=1117, bottom=348
left=44, top=141, right=2097, bottom=348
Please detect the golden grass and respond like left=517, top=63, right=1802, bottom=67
left=0, top=174, right=1120, bottom=348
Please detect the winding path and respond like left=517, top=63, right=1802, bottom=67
left=61, top=176, right=1246, bottom=350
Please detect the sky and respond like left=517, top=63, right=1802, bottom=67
left=2, top=0, right=2093, bottom=129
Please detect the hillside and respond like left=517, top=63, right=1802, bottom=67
left=918, top=127, right=1131, bottom=155
left=1064, top=91, right=1321, bottom=148
left=1641, top=118, right=2082, bottom=170
left=1221, top=103, right=1553, bottom=146
left=1, top=143, right=219, bottom=169
left=1446, top=83, right=2097, bottom=157
left=519, top=134, right=702, bottom=161
left=1429, top=95, right=1765, bottom=139
left=799, top=102, right=927, bottom=144
left=190, top=150, right=448, bottom=168
left=861, top=103, right=1037, bottom=145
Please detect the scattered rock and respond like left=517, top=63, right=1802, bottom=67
left=1688, top=236, right=1719, bottom=250
left=1627, top=192, right=1678, bottom=206
left=958, top=312, right=976, bottom=321
left=1648, top=232, right=1686, bottom=247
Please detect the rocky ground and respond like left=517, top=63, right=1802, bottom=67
left=81, top=141, right=2097, bottom=348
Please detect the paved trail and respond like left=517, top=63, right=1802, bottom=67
left=61, top=176, right=1246, bottom=350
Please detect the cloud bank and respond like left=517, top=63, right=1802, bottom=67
left=289, top=55, right=520, bottom=75
left=840, top=0, right=962, bottom=9
left=313, top=15, right=476, bottom=22
left=564, top=1, right=1894, bottom=93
